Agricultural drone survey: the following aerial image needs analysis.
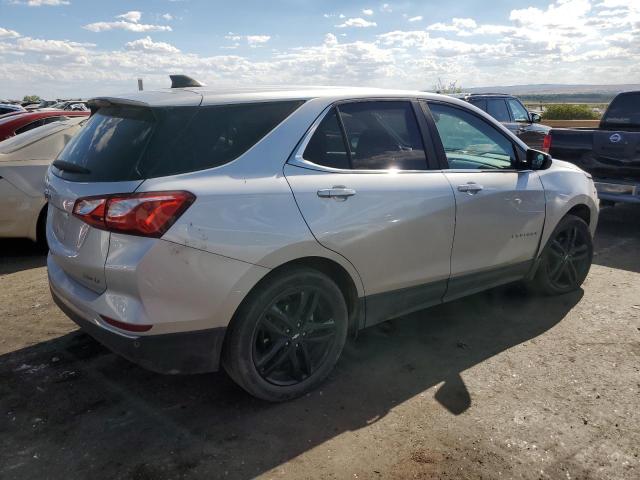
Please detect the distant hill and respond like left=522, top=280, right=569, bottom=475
left=467, top=84, right=640, bottom=95
left=465, top=84, right=640, bottom=104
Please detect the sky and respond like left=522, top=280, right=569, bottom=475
left=0, top=0, right=639, bottom=99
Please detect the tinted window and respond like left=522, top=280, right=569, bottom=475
left=337, top=101, right=427, bottom=170
left=507, top=99, right=529, bottom=122
left=303, top=108, right=350, bottom=169
left=602, top=93, right=640, bottom=127
left=486, top=99, right=511, bottom=122
left=429, top=103, right=516, bottom=170
left=44, top=116, right=67, bottom=125
left=15, top=119, right=45, bottom=135
left=468, top=98, right=487, bottom=111
left=55, top=101, right=304, bottom=182
left=0, top=107, right=15, bottom=115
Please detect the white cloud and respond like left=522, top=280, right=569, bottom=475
left=117, top=11, right=142, bottom=23
left=246, top=35, right=271, bottom=46
left=162, top=13, right=173, bottom=21
left=12, top=0, right=70, bottom=6
left=408, top=16, right=422, bottom=22
left=125, top=36, right=179, bottom=53
left=0, top=27, right=21, bottom=38
left=1, top=0, right=639, bottom=99
left=380, top=3, right=392, bottom=13
left=84, top=11, right=172, bottom=33
left=324, top=33, right=338, bottom=46
left=15, top=36, right=94, bottom=55
left=362, top=9, right=373, bottom=16
left=336, top=18, right=377, bottom=28
left=224, top=34, right=271, bottom=47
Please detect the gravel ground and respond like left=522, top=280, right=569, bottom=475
left=0, top=205, right=638, bottom=480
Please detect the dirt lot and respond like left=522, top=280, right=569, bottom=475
left=1, top=205, right=639, bottom=480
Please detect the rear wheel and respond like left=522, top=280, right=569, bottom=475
left=530, top=215, right=593, bottom=295
left=222, top=267, right=348, bottom=402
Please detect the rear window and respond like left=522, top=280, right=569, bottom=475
left=54, top=101, right=304, bottom=182
left=602, top=93, right=640, bottom=128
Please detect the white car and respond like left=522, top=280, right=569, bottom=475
left=0, top=117, right=85, bottom=245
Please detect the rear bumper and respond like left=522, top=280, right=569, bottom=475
left=51, top=286, right=226, bottom=374
left=594, top=179, right=640, bottom=204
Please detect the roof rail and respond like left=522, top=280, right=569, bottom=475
left=169, top=75, right=205, bottom=88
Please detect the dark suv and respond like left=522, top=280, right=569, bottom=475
left=458, top=94, right=550, bottom=150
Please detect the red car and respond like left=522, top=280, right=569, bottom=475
left=0, top=110, right=89, bottom=142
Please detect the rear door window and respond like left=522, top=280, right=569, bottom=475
left=303, top=108, right=350, bottom=169
left=468, top=98, right=487, bottom=112
left=338, top=101, right=428, bottom=170
left=55, top=101, right=304, bottom=182
left=486, top=99, right=511, bottom=122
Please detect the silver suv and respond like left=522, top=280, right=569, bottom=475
left=46, top=83, right=599, bottom=401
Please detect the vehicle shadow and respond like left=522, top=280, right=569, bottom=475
left=592, top=204, right=640, bottom=274
left=0, top=239, right=46, bottom=275
left=0, top=284, right=582, bottom=480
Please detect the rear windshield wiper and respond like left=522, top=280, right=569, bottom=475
left=52, top=160, right=91, bottom=174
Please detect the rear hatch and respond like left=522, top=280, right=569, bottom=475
left=47, top=89, right=306, bottom=293
left=47, top=89, right=202, bottom=293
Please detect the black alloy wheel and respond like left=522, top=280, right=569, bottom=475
left=222, top=267, right=348, bottom=402
left=253, top=287, right=337, bottom=386
left=545, top=223, right=591, bottom=290
left=531, top=214, right=593, bottom=295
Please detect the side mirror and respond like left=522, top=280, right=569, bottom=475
left=526, top=148, right=552, bottom=170
left=530, top=113, right=541, bottom=123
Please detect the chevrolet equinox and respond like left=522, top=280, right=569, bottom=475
left=46, top=81, right=599, bottom=401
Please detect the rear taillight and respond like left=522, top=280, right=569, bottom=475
left=542, top=133, right=552, bottom=153
left=73, top=191, right=195, bottom=238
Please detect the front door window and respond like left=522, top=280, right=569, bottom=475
left=428, top=103, right=517, bottom=170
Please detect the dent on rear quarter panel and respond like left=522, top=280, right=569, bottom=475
left=105, top=234, right=269, bottom=333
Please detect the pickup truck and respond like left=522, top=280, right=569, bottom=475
left=546, top=91, right=640, bottom=205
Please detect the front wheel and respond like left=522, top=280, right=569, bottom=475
left=222, top=267, right=348, bottom=402
left=529, top=214, right=593, bottom=295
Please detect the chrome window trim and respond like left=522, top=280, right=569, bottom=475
left=287, top=98, right=435, bottom=175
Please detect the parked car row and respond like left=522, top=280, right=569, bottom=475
left=0, top=102, right=90, bottom=247
left=0, top=109, right=89, bottom=142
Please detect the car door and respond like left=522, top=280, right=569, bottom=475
left=284, top=100, right=456, bottom=325
left=424, top=101, right=546, bottom=301
left=505, top=98, right=546, bottom=150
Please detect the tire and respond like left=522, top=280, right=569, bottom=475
left=222, top=266, right=349, bottom=402
left=35, top=204, right=48, bottom=252
left=529, top=214, right=593, bottom=295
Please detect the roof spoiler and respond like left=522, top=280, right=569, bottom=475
left=87, top=97, right=149, bottom=116
left=169, top=75, right=204, bottom=88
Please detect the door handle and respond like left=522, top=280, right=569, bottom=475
left=317, top=186, right=356, bottom=200
left=457, top=183, right=483, bottom=194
